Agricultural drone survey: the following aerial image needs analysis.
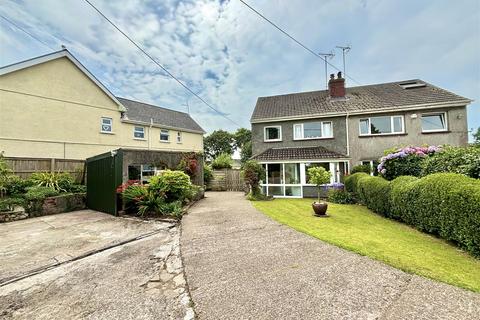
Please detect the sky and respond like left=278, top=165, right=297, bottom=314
left=1, top=0, right=479, bottom=139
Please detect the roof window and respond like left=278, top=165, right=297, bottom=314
left=399, top=81, right=426, bottom=89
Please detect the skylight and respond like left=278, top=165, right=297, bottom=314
left=399, top=81, right=427, bottom=89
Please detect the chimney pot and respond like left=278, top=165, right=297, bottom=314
left=337, top=71, right=342, bottom=79
left=330, top=73, right=335, bottom=80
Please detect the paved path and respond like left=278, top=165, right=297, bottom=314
left=181, top=192, right=480, bottom=320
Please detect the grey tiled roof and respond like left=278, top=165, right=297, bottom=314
left=251, top=79, right=470, bottom=121
left=117, top=97, right=205, bottom=133
left=252, top=146, right=346, bottom=161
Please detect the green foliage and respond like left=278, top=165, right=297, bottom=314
left=356, top=175, right=391, bottom=216
left=24, top=186, right=59, bottom=201
left=203, top=165, right=213, bottom=185
left=0, top=154, right=13, bottom=197
left=0, top=197, right=25, bottom=212
left=204, top=130, right=234, bottom=160
left=381, top=153, right=424, bottom=180
left=307, top=166, right=331, bottom=202
left=421, top=145, right=480, bottom=179
left=211, top=153, right=233, bottom=169
left=4, top=176, right=34, bottom=196
left=233, top=128, right=252, bottom=163
left=327, top=189, right=355, bottom=204
left=185, top=185, right=204, bottom=202
left=176, top=153, right=199, bottom=177
left=148, top=170, right=192, bottom=202
left=29, top=172, right=74, bottom=192
left=242, top=160, right=265, bottom=198
left=122, top=185, right=149, bottom=210
left=240, top=140, right=252, bottom=164
left=68, top=184, right=87, bottom=193
left=473, top=127, right=480, bottom=145
left=136, top=190, right=165, bottom=217
left=351, top=164, right=371, bottom=174
left=160, top=200, right=183, bottom=218
left=389, top=176, right=419, bottom=221
left=344, top=172, right=368, bottom=193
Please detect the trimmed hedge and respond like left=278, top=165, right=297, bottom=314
left=348, top=172, right=480, bottom=257
left=344, top=172, right=369, bottom=193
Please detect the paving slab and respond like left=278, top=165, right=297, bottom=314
left=181, top=192, right=480, bottom=320
left=0, top=210, right=167, bottom=283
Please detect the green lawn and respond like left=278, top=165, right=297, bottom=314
left=252, top=199, right=480, bottom=292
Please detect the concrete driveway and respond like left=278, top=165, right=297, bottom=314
left=181, top=192, right=480, bottom=320
left=0, top=210, right=194, bottom=319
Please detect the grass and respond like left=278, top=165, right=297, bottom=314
left=252, top=199, right=480, bottom=292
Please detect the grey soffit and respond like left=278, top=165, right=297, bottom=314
left=252, top=146, right=347, bottom=161
left=117, top=97, right=205, bottom=133
left=251, top=79, right=470, bottom=121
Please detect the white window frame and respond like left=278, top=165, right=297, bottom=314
left=133, top=126, right=145, bottom=139
left=293, top=121, right=333, bottom=140
left=160, top=129, right=170, bottom=142
left=264, top=126, right=282, bottom=142
left=421, top=112, right=448, bottom=133
left=176, top=132, right=182, bottom=143
left=100, top=117, right=113, bottom=133
left=359, top=115, right=404, bottom=136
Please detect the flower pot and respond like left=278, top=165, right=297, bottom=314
left=312, top=202, right=328, bottom=216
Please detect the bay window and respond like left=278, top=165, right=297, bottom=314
left=293, top=121, right=333, bottom=140
left=359, top=115, right=404, bottom=135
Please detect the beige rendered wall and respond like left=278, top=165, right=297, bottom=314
left=0, top=57, right=203, bottom=160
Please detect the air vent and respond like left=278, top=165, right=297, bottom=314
left=399, top=81, right=426, bottom=89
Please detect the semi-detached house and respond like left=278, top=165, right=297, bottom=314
left=250, top=72, right=471, bottom=198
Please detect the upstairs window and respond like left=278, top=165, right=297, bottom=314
left=160, top=129, right=170, bottom=142
left=264, top=126, right=282, bottom=142
left=101, top=117, right=112, bottom=133
left=421, top=113, right=447, bottom=132
left=134, top=126, right=145, bottom=139
left=294, top=121, right=333, bottom=140
left=359, top=116, right=404, bottom=135
left=177, top=132, right=182, bottom=143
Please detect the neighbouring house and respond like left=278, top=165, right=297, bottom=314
left=250, top=72, right=471, bottom=198
left=0, top=49, right=205, bottom=164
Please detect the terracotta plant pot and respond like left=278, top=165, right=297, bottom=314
left=312, top=202, right=328, bottom=216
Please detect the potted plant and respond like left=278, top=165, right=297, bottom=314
left=307, top=166, right=331, bottom=216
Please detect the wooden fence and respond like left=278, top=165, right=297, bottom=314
left=4, top=157, right=85, bottom=182
left=208, top=169, right=245, bottom=192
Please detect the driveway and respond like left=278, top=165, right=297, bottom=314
left=0, top=210, right=194, bottom=319
left=181, top=192, right=480, bottom=320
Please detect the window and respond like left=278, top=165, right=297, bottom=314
left=101, top=117, right=112, bottom=133
left=421, top=113, right=447, bottom=132
left=264, top=126, right=282, bottom=142
left=359, top=116, right=404, bottom=135
left=160, top=129, right=170, bottom=142
left=134, top=126, right=145, bottom=139
left=293, top=121, right=333, bottom=140
left=361, top=160, right=379, bottom=176
left=176, top=132, right=182, bottom=143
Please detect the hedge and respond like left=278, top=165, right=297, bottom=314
left=346, top=172, right=480, bottom=257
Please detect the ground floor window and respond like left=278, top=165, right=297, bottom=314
left=128, top=164, right=168, bottom=184
left=361, top=160, right=379, bottom=176
left=260, top=161, right=347, bottom=198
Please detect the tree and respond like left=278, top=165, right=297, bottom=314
left=233, top=128, right=252, bottom=163
left=307, top=166, right=331, bottom=202
left=242, top=160, right=265, bottom=199
left=473, top=127, right=480, bottom=146
left=203, top=130, right=234, bottom=160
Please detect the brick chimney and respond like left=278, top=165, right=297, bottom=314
left=328, top=71, right=345, bottom=98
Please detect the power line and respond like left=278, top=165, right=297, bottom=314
left=238, top=0, right=361, bottom=85
left=83, top=0, right=241, bottom=128
left=0, top=14, right=55, bottom=51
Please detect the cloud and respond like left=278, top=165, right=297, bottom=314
left=0, top=0, right=479, bottom=137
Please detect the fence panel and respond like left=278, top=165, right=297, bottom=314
left=4, top=157, right=85, bottom=181
left=208, top=169, right=245, bottom=192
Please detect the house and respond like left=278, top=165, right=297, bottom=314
left=0, top=49, right=205, bottom=162
left=250, top=72, right=471, bottom=198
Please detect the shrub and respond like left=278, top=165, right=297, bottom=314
left=389, top=173, right=480, bottom=256
left=185, top=185, right=204, bottom=202
left=148, top=170, right=192, bottom=202
left=351, top=164, right=371, bottom=174
left=136, top=190, right=165, bottom=217
left=0, top=197, right=25, bottom=212
left=24, top=186, right=59, bottom=201
left=242, top=160, right=265, bottom=199
left=421, top=145, right=480, bottom=179
left=327, top=189, right=355, bottom=204
left=211, top=153, right=233, bottom=169
left=122, top=185, right=149, bottom=211
left=4, top=175, right=35, bottom=196
left=307, top=166, right=331, bottom=202
left=177, top=153, right=199, bottom=177
left=389, top=176, right=418, bottom=220
left=344, top=172, right=369, bottom=193
left=378, top=146, right=440, bottom=180
left=160, top=200, right=183, bottom=218
left=203, top=165, right=213, bottom=185
left=356, top=176, right=391, bottom=216
left=67, top=184, right=87, bottom=193
left=29, top=172, right=74, bottom=192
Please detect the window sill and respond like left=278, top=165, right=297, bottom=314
left=133, top=138, right=147, bottom=141
left=421, top=130, right=450, bottom=134
left=264, top=140, right=282, bottom=143
left=293, top=137, right=334, bottom=141
left=160, top=140, right=171, bottom=143
left=358, top=133, right=407, bottom=138
left=100, top=131, right=115, bottom=135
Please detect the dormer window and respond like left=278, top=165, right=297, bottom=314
left=264, top=126, right=282, bottom=142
